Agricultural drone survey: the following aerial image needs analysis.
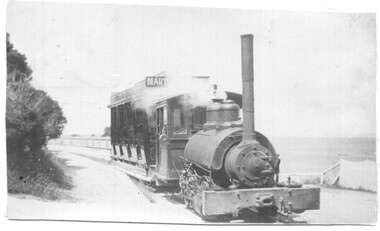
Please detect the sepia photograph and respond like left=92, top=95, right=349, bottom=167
left=4, top=0, right=377, bottom=226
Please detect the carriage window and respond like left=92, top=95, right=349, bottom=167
left=118, top=105, right=125, bottom=141
left=135, top=110, right=146, bottom=141
left=135, top=110, right=145, bottom=132
left=126, top=108, right=135, bottom=140
left=111, top=107, right=118, bottom=143
left=173, top=108, right=187, bottom=134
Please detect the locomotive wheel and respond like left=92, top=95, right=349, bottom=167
left=200, top=176, right=212, bottom=190
left=292, top=209, right=305, bottom=214
left=201, top=213, right=233, bottom=222
left=200, top=180, right=210, bottom=189
left=258, top=207, right=278, bottom=216
left=184, top=199, right=192, bottom=208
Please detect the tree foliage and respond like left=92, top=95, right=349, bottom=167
left=6, top=33, right=67, bottom=153
left=7, top=33, right=32, bottom=83
left=102, top=127, right=111, bottom=137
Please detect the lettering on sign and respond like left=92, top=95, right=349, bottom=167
left=146, top=76, right=166, bottom=87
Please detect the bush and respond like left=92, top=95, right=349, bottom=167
left=6, top=82, right=66, bottom=152
left=102, top=127, right=111, bottom=137
left=6, top=33, right=68, bottom=199
left=7, top=149, right=73, bottom=200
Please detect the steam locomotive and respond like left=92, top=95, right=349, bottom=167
left=108, top=34, right=320, bottom=218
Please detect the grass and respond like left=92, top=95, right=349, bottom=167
left=7, top=149, right=74, bottom=200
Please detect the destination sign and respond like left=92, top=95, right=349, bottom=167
left=146, top=76, right=166, bottom=87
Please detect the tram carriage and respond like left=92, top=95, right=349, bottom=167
left=108, top=78, right=242, bottom=186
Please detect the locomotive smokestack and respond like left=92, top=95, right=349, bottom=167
left=241, top=34, right=256, bottom=141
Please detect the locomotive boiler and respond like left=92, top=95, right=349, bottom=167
left=179, top=34, right=320, bottom=217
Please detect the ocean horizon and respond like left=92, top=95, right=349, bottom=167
left=270, top=136, right=376, bottom=173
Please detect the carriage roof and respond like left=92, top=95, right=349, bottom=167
left=108, top=78, right=242, bottom=109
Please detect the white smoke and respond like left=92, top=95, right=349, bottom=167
left=132, top=74, right=218, bottom=114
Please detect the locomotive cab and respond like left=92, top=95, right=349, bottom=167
left=154, top=93, right=241, bottom=185
left=155, top=96, right=192, bottom=184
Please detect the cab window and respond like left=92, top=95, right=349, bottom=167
left=191, top=106, right=206, bottom=131
left=173, top=108, right=187, bottom=135
left=158, top=106, right=167, bottom=140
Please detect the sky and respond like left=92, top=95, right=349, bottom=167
left=6, top=1, right=376, bottom=138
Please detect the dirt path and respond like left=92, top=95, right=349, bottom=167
left=7, top=146, right=203, bottom=223
left=7, top=145, right=377, bottom=224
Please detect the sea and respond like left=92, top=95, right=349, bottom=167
left=270, top=137, right=377, bottom=174
left=59, top=135, right=376, bottom=174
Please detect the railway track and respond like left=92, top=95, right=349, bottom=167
left=128, top=175, right=157, bottom=203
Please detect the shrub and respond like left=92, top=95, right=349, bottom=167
left=6, top=33, right=68, bottom=200
left=7, top=149, right=73, bottom=200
